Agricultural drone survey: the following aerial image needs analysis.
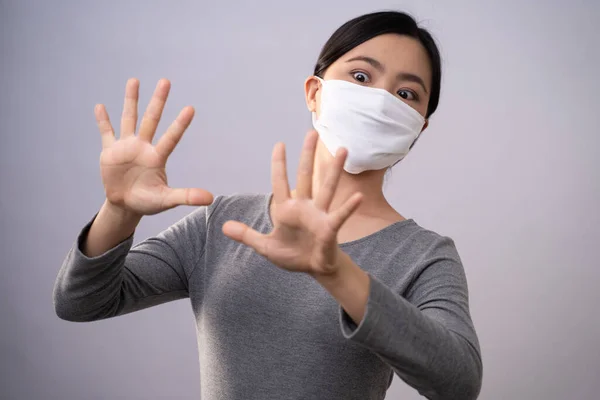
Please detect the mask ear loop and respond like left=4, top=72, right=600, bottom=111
left=408, top=132, right=423, bottom=151
left=390, top=129, right=424, bottom=169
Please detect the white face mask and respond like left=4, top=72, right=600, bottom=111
left=311, top=77, right=426, bottom=174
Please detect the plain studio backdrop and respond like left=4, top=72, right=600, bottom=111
left=1, top=0, right=599, bottom=399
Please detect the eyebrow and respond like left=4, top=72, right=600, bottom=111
left=345, top=55, right=429, bottom=94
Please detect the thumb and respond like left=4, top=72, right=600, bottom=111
left=163, top=187, right=214, bottom=209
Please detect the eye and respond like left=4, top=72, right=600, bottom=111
left=397, top=89, right=418, bottom=101
left=351, top=71, right=370, bottom=83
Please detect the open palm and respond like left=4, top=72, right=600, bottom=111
left=96, top=78, right=213, bottom=216
left=223, top=131, right=362, bottom=275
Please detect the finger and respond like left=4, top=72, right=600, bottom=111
left=271, top=142, right=291, bottom=205
left=314, top=147, right=348, bottom=211
left=162, top=187, right=214, bottom=210
left=328, top=192, right=363, bottom=231
left=120, top=78, right=139, bottom=138
left=222, top=221, right=269, bottom=256
left=94, top=104, right=116, bottom=149
left=138, top=78, right=171, bottom=142
left=155, top=106, right=195, bottom=159
left=295, top=130, right=318, bottom=199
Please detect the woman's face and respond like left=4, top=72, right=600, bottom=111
left=306, top=33, right=433, bottom=119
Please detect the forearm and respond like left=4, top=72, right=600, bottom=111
left=54, top=205, right=202, bottom=322
left=312, top=250, right=370, bottom=325
left=313, top=250, right=482, bottom=399
left=54, top=202, right=144, bottom=321
left=346, top=275, right=481, bottom=398
left=84, top=200, right=142, bottom=257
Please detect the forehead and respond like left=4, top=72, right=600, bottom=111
left=337, top=34, right=432, bottom=85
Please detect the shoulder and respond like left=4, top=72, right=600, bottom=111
left=404, top=221, right=461, bottom=261
left=372, top=219, right=461, bottom=264
left=384, top=220, right=466, bottom=285
left=165, top=192, right=270, bottom=231
left=206, top=192, right=271, bottom=225
left=401, top=222, right=469, bottom=291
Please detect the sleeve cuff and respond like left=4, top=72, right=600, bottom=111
left=338, top=272, right=385, bottom=342
left=73, top=214, right=135, bottom=262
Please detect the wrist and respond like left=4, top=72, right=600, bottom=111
left=101, top=200, right=142, bottom=228
left=311, top=250, right=371, bottom=324
left=312, top=250, right=353, bottom=286
left=83, top=200, right=142, bottom=257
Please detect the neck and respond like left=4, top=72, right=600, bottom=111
left=292, top=152, right=392, bottom=218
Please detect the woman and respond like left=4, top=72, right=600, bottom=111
left=54, top=11, right=482, bottom=400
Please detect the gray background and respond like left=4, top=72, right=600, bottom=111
left=1, top=0, right=599, bottom=399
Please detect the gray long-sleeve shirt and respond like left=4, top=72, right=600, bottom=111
left=53, top=193, right=482, bottom=399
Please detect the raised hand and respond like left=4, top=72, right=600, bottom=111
left=96, top=78, right=213, bottom=216
left=223, top=131, right=363, bottom=276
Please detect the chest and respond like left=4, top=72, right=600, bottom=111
left=190, top=239, right=398, bottom=388
left=198, top=244, right=343, bottom=344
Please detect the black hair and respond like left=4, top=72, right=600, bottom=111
left=313, top=11, right=442, bottom=118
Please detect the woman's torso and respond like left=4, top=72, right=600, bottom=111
left=186, top=193, right=432, bottom=400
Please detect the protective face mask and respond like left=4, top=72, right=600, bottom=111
left=311, top=77, right=426, bottom=174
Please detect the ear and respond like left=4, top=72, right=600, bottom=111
left=304, top=76, right=320, bottom=113
left=421, top=119, right=429, bottom=133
